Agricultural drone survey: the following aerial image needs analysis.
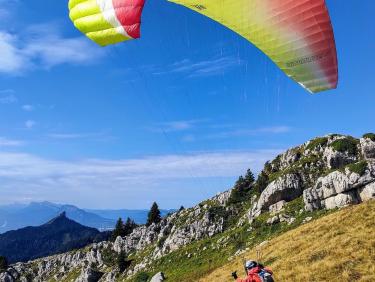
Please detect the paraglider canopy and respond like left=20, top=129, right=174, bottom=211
left=68, top=0, right=145, bottom=46
left=168, top=0, right=338, bottom=93
left=67, top=0, right=338, bottom=93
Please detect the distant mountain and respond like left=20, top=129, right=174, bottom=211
left=0, top=212, right=109, bottom=263
left=86, top=209, right=176, bottom=224
left=0, top=202, right=176, bottom=234
left=0, top=202, right=115, bottom=233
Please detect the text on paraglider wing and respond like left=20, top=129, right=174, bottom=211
left=286, top=52, right=330, bottom=68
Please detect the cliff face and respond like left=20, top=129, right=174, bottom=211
left=1, top=134, right=374, bottom=282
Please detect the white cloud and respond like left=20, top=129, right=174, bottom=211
left=206, top=126, right=292, bottom=139
left=151, top=119, right=207, bottom=133
left=0, top=137, right=23, bottom=147
left=0, top=24, right=105, bottom=75
left=22, top=104, right=34, bottom=111
left=0, top=149, right=281, bottom=207
left=47, top=132, right=106, bottom=140
left=153, top=56, right=243, bottom=78
left=0, top=93, right=17, bottom=104
left=25, top=120, right=36, bottom=129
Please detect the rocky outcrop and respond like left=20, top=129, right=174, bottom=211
left=75, top=268, right=103, bottom=282
left=303, top=163, right=375, bottom=211
left=248, top=174, right=303, bottom=221
left=361, top=137, right=375, bottom=160
left=323, top=146, right=358, bottom=169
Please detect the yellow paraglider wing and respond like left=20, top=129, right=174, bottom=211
left=168, top=0, right=338, bottom=93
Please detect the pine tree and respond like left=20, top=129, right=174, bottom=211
left=0, top=256, right=8, bottom=272
left=244, top=169, right=255, bottom=185
left=123, top=217, right=137, bottom=236
left=111, top=217, right=125, bottom=241
left=146, top=202, right=161, bottom=226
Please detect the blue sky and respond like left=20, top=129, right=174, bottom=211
left=0, top=0, right=374, bottom=209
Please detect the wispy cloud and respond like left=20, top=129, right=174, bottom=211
left=25, top=120, right=36, bottom=129
left=0, top=137, right=23, bottom=147
left=0, top=23, right=105, bottom=75
left=0, top=90, right=17, bottom=104
left=47, top=132, right=107, bottom=140
left=0, top=149, right=281, bottom=207
left=205, top=126, right=292, bottom=139
left=153, top=56, right=243, bottom=78
left=22, top=104, right=34, bottom=111
left=149, top=119, right=208, bottom=133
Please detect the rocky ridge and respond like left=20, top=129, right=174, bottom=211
left=1, top=133, right=374, bottom=282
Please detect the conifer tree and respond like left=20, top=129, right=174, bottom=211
left=111, top=217, right=125, bottom=241
left=123, top=217, right=137, bottom=236
left=146, top=202, right=161, bottom=226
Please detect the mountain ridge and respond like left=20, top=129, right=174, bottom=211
left=0, top=212, right=109, bottom=263
left=1, top=133, right=374, bottom=282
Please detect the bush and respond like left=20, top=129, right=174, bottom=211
left=117, top=251, right=131, bottom=273
left=347, top=161, right=368, bottom=176
left=0, top=256, right=8, bottom=272
left=306, top=137, right=328, bottom=150
left=157, top=236, right=167, bottom=248
left=330, top=137, right=359, bottom=155
left=363, top=133, right=375, bottom=141
left=134, top=272, right=149, bottom=282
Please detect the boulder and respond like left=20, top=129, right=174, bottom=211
left=0, top=272, right=15, bottom=282
left=304, top=166, right=375, bottom=211
left=75, top=268, right=103, bottom=282
left=323, top=147, right=357, bottom=169
left=150, top=272, right=165, bottom=282
left=249, top=174, right=302, bottom=222
left=361, top=138, right=375, bottom=160
left=359, top=182, right=375, bottom=201
left=269, top=200, right=286, bottom=214
left=322, top=190, right=359, bottom=210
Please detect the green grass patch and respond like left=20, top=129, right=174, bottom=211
left=363, top=133, right=375, bottom=141
left=330, top=137, right=359, bottom=155
left=306, top=137, right=328, bottom=150
left=347, top=161, right=368, bottom=176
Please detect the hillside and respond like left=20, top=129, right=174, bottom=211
left=201, top=199, right=375, bottom=282
left=0, top=212, right=109, bottom=263
left=0, top=133, right=374, bottom=282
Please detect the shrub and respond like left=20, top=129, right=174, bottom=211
left=117, top=251, right=131, bottom=273
left=330, top=137, right=359, bottom=155
left=134, top=272, right=149, bottom=282
left=157, top=236, right=167, bottom=249
left=347, top=161, right=368, bottom=176
left=306, top=137, right=328, bottom=150
left=363, top=133, right=375, bottom=141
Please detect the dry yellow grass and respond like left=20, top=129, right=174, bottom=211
left=200, top=200, right=375, bottom=282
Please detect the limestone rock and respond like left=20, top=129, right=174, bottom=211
left=249, top=174, right=302, bottom=222
left=323, top=146, right=357, bottom=169
left=361, top=137, right=375, bottom=160
left=304, top=164, right=375, bottom=211
left=150, top=272, right=165, bottom=282
left=75, top=268, right=103, bottom=282
left=0, top=272, right=15, bottom=282
left=359, top=182, right=375, bottom=201
left=269, top=200, right=286, bottom=214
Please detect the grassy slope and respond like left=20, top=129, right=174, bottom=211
left=200, top=200, right=375, bottom=282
